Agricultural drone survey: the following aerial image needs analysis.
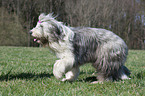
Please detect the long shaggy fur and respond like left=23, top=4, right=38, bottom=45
left=30, top=13, right=130, bottom=82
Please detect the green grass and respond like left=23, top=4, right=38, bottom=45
left=0, top=46, right=145, bottom=96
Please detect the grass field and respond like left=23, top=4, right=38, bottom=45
left=0, top=46, right=144, bottom=96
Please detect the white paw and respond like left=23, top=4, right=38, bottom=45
left=91, top=81, right=103, bottom=84
left=61, top=78, right=67, bottom=82
left=121, top=74, right=131, bottom=80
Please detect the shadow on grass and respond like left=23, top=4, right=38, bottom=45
left=78, top=76, right=98, bottom=83
left=83, top=76, right=98, bottom=82
left=0, top=72, right=53, bottom=81
left=77, top=71, right=98, bottom=82
left=79, top=71, right=145, bottom=83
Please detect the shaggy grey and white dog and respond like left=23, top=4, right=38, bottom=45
left=30, top=13, right=130, bottom=82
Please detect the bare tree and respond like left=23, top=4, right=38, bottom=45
left=0, top=0, right=144, bottom=49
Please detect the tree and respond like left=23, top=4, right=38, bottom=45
left=0, top=0, right=144, bottom=49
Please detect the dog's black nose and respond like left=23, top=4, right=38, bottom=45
left=29, top=31, right=32, bottom=34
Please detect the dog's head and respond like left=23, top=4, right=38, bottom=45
left=30, top=13, right=65, bottom=44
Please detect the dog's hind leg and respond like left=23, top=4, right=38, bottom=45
left=118, top=66, right=131, bottom=80
left=53, top=58, right=75, bottom=80
left=61, top=66, right=80, bottom=82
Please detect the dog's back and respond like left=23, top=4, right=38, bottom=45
left=72, top=27, right=129, bottom=81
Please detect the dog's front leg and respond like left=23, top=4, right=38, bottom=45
left=53, top=59, right=74, bottom=80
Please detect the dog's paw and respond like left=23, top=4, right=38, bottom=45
left=61, top=78, right=67, bottom=82
left=91, top=81, right=103, bottom=84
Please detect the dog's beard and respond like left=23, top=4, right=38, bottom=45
left=34, top=37, right=48, bottom=45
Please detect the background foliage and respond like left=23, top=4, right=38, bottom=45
left=0, top=0, right=145, bottom=49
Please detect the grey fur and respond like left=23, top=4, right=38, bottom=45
left=30, top=13, right=130, bottom=82
left=72, top=27, right=130, bottom=81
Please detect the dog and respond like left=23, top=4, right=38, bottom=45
left=30, top=13, right=130, bottom=83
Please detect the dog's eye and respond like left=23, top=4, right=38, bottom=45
left=40, top=24, right=43, bottom=28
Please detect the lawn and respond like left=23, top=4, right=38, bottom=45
left=0, top=46, right=144, bottom=96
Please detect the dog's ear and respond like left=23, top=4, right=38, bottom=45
left=54, top=25, right=65, bottom=40
left=50, top=24, right=65, bottom=41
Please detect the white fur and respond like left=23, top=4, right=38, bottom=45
left=50, top=40, right=75, bottom=80
left=31, top=22, right=53, bottom=38
left=53, top=57, right=75, bottom=79
left=50, top=40, right=79, bottom=81
left=121, top=73, right=131, bottom=80
left=62, top=67, right=80, bottom=81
